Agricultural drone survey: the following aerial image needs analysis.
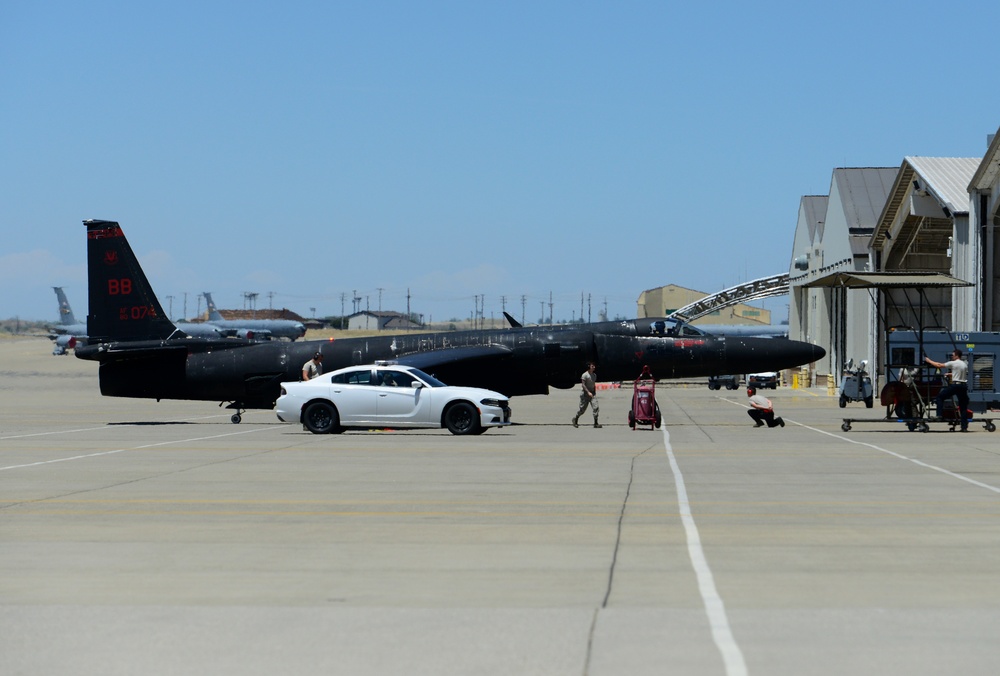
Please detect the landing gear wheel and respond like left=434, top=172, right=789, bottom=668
left=841, top=422, right=851, bottom=432
left=231, top=413, right=242, bottom=424
left=986, top=422, right=996, bottom=432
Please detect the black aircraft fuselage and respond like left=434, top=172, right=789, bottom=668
left=75, top=220, right=825, bottom=413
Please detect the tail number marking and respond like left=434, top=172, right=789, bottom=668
left=108, top=278, right=133, bottom=295
left=118, top=305, right=158, bottom=321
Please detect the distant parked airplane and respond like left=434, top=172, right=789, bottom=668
left=202, top=292, right=306, bottom=341
left=48, top=287, right=88, bottom=355
left=48, top=287, right=220, bottom=355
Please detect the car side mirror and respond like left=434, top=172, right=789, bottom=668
left=412, top=381, right=424, bottom=389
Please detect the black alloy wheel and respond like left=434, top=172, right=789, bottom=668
left=444, top=402, right=480, bottom=435
left=303, top=401, right=339, bottom=434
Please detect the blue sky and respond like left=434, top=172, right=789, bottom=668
left=3, top=1, right=998, bottom=325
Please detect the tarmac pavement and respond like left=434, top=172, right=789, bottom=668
left=2, top=336, right=1000, bottom=675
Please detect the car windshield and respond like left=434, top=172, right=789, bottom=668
left=407, top=368, right=447, bottom=388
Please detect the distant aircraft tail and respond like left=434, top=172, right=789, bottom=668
left=85, top=220, right=182, bottom=342
left=503, top=311, right=523, bottom=328
left=203, top=292, right=225, bottom=321
left=53, top=286, right=78, bottom=325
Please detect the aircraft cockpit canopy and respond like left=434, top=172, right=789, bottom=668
left=647, top=318, right=706, bottom=337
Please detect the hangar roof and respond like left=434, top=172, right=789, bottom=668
left=969, top=129, right=1000, bottom=190
left=834, top=167, right=897, bottom=230
left=905, top=156, right=981, bottom=214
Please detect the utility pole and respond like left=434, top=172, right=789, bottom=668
left=521, top=295, right=526, bottom=325
left=377, top=287, right=384, bottom=330
left=548, top=291, right=553, bottom=325
left=243, top=292, right=259, bottom=317
left=183, top=292, right=188, bottom=320
left=267, top=291, right=275, bottom=310
left=166, top=295, right=174, bottom=320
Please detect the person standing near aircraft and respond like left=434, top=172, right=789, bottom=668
left=924, top=349, right=969, bottom=431
left=747, top=386, right=784, bottom=428
left=302, top=352, right=323, bottom=381
left=572, top=361, right=602, bottom=428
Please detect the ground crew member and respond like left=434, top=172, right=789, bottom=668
left=572, top=361, right=602, bottom=428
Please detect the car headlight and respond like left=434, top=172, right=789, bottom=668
left=479, top=398, right=506, bottom=408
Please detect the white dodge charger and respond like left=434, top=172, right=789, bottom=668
left=276, top=363, right=512, bottom=435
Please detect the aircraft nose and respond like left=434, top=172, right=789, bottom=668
left=723, top=337, right=825, bottom=374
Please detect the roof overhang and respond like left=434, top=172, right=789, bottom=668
left=803, top=271, right=973, bottom=289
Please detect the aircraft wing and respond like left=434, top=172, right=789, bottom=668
left=393, top=344, right=514, bottom=372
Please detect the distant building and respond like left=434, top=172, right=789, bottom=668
left=787, top=167, right=897, bottom=380
left=636, top=284, right=771, bottom=326
left=346, top=311, right=422, bottom=331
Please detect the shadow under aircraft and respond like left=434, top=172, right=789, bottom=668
left=76, top=220, right=825, bottom=422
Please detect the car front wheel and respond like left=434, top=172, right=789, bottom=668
left=303, top=401, right=339, bottom=434
left=444, top=402, right=480, bottom=435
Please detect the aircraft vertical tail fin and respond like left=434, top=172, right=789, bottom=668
left=85, top=220, right=181, bottom=342
left=53, top=286, right=78, bottom=325
left=203, top=292, right=225, bottom=321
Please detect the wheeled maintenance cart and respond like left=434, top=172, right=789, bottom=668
left=628, top=366, right=662, bottom=430
left=803, top=271, right=998, bottom=434
left=841, top=363, right=996, bottom=432
left=840, top=367, right=996, bottom=432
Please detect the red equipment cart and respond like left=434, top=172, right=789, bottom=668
left=628, top=366, right=662, bottom=430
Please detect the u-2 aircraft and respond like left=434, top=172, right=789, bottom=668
left=76, top=220, right=825, bottom=422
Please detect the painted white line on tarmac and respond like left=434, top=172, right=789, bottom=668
left=662, top=426, right=748, bottom=676
left=0, top=415, right=228, bottom=441
left=718, top=398, right=1000, bottom=495
left=798, top=422, right=1000, bottom=495
left=0, top=427, right=271, bottom=472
